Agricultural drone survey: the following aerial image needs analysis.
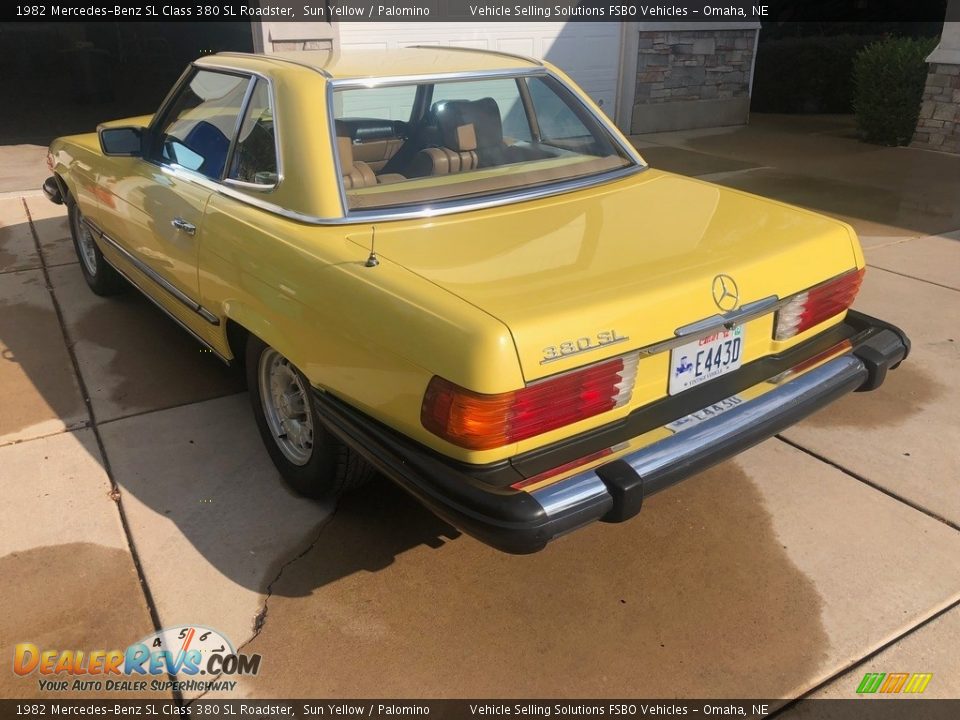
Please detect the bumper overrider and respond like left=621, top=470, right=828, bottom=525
left=313, top=310, right=909, bottom=554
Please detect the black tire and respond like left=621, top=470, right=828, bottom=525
left=246, top=335, right=373, bottom=500
left=68, top=200, right=126, bottom=296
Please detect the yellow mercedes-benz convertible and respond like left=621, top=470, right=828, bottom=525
left=44, top=48, right=909, bottom=553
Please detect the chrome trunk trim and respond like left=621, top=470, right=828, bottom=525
left=673, top=296, right=781, bottom=338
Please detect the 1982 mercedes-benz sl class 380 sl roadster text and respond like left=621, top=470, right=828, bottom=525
left=43, top=48, right=910, bottom=553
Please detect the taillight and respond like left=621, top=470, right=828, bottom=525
left=775, top=268, right=865, bottom=341
left=421, top=353, right=639, bottom=450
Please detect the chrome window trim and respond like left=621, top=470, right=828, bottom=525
left=221, top=76, right=258, bottom=184
left=162, top=162, right=645, bottom=226
left=147, top=64, right=284, bottom=194
left=148, top=66, right=256, bottom=176
left=327, top=68, right=645, bottom=220
left=328, top=67, right=546, bottom=90
left=140, top=66, right=646, bottom=225
left=223, top=177, right=279, bottom=192
left=190, top=63, right=285, bottom=193
left=343, top=166, right=645, bottom=222
left=146, top=64, right=195, bottom=138
left=158, top=164, right=328, bottom=224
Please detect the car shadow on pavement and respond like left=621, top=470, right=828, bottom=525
left=231, top=462, right=835, bottom=698
left=2, top=198, right=466, bottom=646
left=263, top=477, right=463, bottom=593
left=0, top=281, right=88, bottom=439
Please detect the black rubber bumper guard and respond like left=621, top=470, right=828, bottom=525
left=312, top=310, right=909, bottom=554
left=43, top=176, right=65, bottom=205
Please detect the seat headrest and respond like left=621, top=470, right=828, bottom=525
left=336, top=136, right=354, bottom=170
left=433, top=98, right=503, bottom=149
left=448, top=123, right=477, bottom=152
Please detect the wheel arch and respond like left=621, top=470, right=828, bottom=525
left=222, top=307, right=292, bottom=372
left=54, top=172, right=74, bottom=205
left=224, top=316, right=250, bottom=368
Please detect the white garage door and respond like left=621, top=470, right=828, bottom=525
left=337, top=22, right=624, bottom=121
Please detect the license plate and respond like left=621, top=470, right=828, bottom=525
left=668, top=326, right=744, bottom=396
left=666, top=394, right=745, bottom=433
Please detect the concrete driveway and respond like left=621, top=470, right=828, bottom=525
left=1, top=114, right=958, bottom=703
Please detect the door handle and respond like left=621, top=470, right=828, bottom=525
left=171, top=217, right=196, bottom=235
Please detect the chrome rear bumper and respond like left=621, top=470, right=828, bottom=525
left=530, top=354, right=867, bottom=529
left=314, top=311, right=909, bottom=554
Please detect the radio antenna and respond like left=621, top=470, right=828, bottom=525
left=365, top=225, right=379, bottom=268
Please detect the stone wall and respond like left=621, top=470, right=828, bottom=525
left=631, top=29, right=756, bottom=134
left=912, top=63, right=960, bottom=154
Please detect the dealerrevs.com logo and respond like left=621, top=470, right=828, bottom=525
left=13, top=625, right=261, bottom=693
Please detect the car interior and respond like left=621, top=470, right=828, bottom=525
left=154, top=72, right=632, bottom=208
left=331, top=76, right=633, bottom=206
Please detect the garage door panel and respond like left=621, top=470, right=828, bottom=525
left=495, top=37, right=536, bottom=57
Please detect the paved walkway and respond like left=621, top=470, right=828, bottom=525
left=1, top=115, right=958, bottom=703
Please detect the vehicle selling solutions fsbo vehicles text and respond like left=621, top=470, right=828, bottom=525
left=467, top=5, right=767, bottom=18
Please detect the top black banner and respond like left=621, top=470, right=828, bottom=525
left=2, top=0, right=951, bottom=23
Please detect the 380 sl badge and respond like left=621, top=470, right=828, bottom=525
left=542, top=329, right=629, bottom=364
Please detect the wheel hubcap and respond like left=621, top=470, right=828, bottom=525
left=73, top=209, right=98, bottom=276
left=258, top=348, right=314, bottom=466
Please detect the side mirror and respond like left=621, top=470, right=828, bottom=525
left=98, top=126, right=144, bottom=157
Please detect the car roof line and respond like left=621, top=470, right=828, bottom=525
left=212, top=51, right=333, bottom=78
left=407, top=45, right=543, bottom=67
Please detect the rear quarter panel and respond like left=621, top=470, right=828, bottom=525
left=198, top=195, right=527, bottom=463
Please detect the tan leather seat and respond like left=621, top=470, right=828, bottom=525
left=433, top=98, right=515, bottom=168
left=408, top=122, right=479, bottom=178
left=337, top=136, right=377, bottom=189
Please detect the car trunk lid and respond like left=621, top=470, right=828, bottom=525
left=348, top=170, right=860, bottom=382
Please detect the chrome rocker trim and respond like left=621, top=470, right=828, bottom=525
left=84, top=219, right=221, bottom=326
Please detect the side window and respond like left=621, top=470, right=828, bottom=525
left=227, top=79, right=278, bottom=186
left=431, top=78, right=531, bottom=142
left=526, top=77, right=592, bottom=142
left=153, top=70, right=249, bottom=180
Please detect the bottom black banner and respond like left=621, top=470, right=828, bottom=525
left=3, top=699, right=960, bottom=720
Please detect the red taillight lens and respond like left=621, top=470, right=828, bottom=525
left=775, top=268, right=865, bottom=341
left=421, top=353, right=639, bottom=450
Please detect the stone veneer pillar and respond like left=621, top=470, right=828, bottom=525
left=912, top=9, right=960, bottom=154
left=629, top=22, right=760, bottom=134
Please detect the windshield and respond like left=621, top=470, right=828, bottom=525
left=331, top=74, right=636, bottom=212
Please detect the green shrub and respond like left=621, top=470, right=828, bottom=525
left=853, top=37, right=938, bottom=146
left=752, top=35, right=880, bottom=114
